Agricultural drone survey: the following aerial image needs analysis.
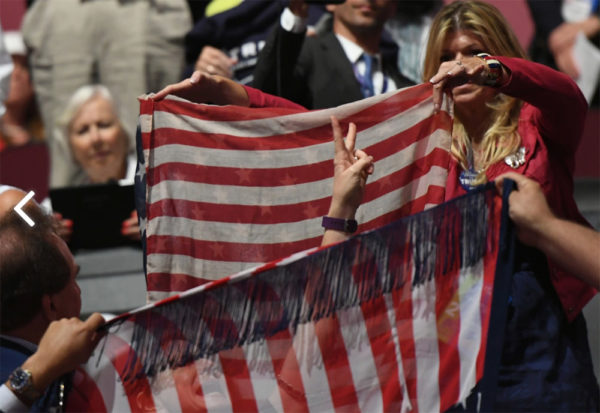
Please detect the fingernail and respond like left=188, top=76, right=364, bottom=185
left=65, top=220, right=74, bottom=228
left=434, top=103, right=440, bottom=112
left=429, top=77, right=435, bottom=83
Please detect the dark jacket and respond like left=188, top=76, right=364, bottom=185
left=252, top=20, right=413, bottom=109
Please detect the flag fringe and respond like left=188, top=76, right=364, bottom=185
left=113, top=185, right=497, bottom=382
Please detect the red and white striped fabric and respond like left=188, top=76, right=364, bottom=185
left=138, top=84, right=452, bottom=301
left=77, top=185, right=503, bottom=413
left=75, top=85, right=506, bottom=413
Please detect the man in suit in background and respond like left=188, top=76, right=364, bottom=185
left=252, top=0, right=413, bottom=109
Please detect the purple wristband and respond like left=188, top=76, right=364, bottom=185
left=321, top=216, right=358, bottom=233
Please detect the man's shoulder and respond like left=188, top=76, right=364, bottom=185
left=0, top=339, right=32, bottom=382
left=302, top=30, right=343, bottom=56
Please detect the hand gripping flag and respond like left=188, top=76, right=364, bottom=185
left=75, top=184, right=512, bottom=413
left=135, top=84, right=453, bottom=301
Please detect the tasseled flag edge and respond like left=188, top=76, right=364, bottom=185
left=107, top=184, right=498, bottom=382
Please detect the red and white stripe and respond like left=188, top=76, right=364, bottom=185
left=139, top=84, right=452, bottom=301
left=81, top=241, right=498, bottom=412
left=82, top=192, right=502, bottom=412
left=78, top=86, right=501, bottom=412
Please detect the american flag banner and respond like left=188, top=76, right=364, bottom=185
left=136, top=84, right=453, bottom=301
left=74, top=184, right=509, bottom=413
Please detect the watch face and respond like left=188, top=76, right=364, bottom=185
left=345, top=220, right=358, bottom=233
left=9, top=368, right=32, bottom=391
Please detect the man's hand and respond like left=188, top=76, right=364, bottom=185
left=20, top=313, right=105, bottom=395
left=289, top=0, right=308, bottom=18
left=495, top=172, right=600, bottom=289
left=194, top=46, right=237, bottom=78
left=495, top=172, right=553, bottom=247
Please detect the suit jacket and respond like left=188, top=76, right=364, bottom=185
left=252, top=23, right=414, bottom=109
left=0, top=337, right=35, bottom=383
left=0, top=336, right=72, bottom=412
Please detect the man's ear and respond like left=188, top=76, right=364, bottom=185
left=326, top=4, right=337, bottom=13
left=41, top=294, right=59, bottom=322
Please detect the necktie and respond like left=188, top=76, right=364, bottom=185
left=358, top=54, right=375, bottom=98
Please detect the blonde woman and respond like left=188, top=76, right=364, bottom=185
left=335, top=1, right=598, bottom=410
left=155, top=2, right=598, bottom=407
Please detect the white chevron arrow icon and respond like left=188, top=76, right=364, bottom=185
left=13, top=191, right=35, bottom=227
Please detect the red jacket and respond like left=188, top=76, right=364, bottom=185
left=244, top=56, right=597, bottom=321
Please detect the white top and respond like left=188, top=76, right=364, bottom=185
left=0, top=385, right=26, bottom=412
left=118, top=154, right=137, bottom=186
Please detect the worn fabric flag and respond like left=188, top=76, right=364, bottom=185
left=136, top=84, right=452, bottom=301
left=73, top=185, right=507, bottom=413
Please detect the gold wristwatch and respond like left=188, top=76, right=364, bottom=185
left=6, top=367, right=43, bottom=404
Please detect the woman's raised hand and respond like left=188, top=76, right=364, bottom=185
left=153, top=71, right=250, bottom=106
left=327, top=116, right=374, bottom=220
left=429, top=56, right=491, bottom=112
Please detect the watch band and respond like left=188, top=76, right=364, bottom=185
left=476, top=53, right=502, bottom=86
left=321, top=216, right=358, bottom=233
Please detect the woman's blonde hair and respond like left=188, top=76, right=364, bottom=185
left=423, top=1, right=527, bottom=181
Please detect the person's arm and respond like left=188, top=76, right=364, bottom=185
left=321, top=116, right=374, bottom=246
left=244, top=85, right=306, bottom=109
left=495, top=56, right=588, bottom=154
left=154, top=70, right=306, bottom=110
left=496, top=172, right=600, bottom=290
left=3, top=313, right=105, bottom=408
left=252, top=1, right=310, bottom=105
left=548, top=15, right=600, bottom=78
left=429, top=54, right=587, bottom=154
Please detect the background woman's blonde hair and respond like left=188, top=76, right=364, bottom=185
left=423, top=1, right=527, bottom=182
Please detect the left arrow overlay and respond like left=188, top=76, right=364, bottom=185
left=13, top=191, right=35, bottom=227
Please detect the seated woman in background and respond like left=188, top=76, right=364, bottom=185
left=54, top=85, right=139, bottom=241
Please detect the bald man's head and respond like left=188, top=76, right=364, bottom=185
left=0, top=187, right=29, bottom=217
